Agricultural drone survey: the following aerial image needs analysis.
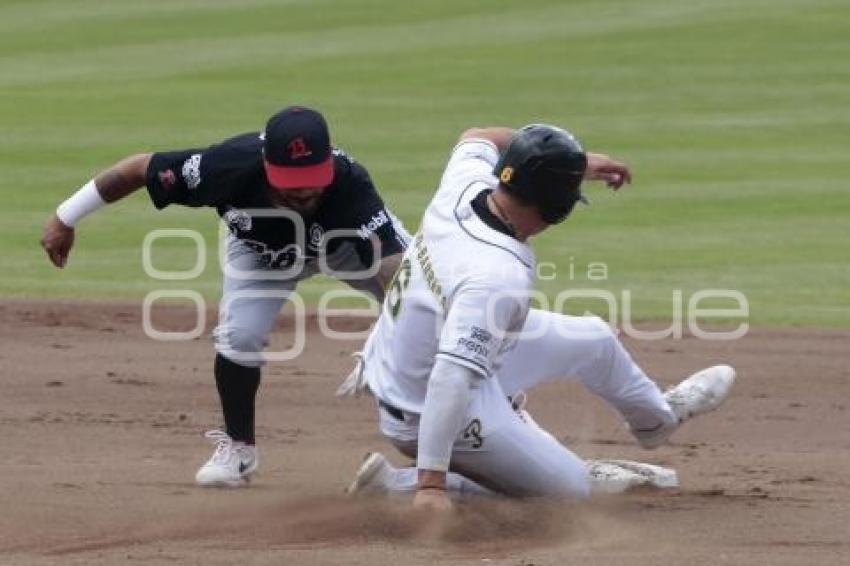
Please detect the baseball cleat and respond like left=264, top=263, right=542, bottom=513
left=346, top=452, right=391, bottom=495
left=586, top=459, right=679, bottom=494
left=665, top=364, right=736, bottom=421
left=633, top=364, right=736, bottom=449
left=195, top=430, right=258, bottom=488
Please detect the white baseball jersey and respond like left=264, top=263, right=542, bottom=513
left=363, top=139, right=535, bottom=414
left=357, top=137, right=679, bottom=499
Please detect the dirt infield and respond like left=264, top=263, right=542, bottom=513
left=1, top=300, right=848, bottom=565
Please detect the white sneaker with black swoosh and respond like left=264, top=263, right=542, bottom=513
left=195, top=430, right=258, bottom=487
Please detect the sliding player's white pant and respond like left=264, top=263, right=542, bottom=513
left=376, top=309, right=677, bottom=498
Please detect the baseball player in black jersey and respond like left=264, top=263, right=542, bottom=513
left=41, top=106, right=410, bottom=486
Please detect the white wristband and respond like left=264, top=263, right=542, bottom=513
left=56, top=180, right=105, bottom=227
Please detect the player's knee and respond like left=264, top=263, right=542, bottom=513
left=213, top=325, right=267, bottom=367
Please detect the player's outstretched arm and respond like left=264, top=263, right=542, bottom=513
left=460, top=126, right=632, bottom=191
left=41, top=153, right=152, bottom=268
left=585, top=152, right=632, bottom=190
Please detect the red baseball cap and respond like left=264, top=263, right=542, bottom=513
left=262, top=106, right=335, bottom=190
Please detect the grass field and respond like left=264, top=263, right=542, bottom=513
left=1, top=0, right=847, bottom=325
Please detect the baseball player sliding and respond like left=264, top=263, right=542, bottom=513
left=339, top=124, right=735, bottom=510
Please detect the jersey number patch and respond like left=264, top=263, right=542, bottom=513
left=385, top=257, right=411, bottom=319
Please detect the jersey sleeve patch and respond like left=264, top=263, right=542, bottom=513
left=437, top=284, right=523, bottom=378
left=436, top=324, right=496, bottom=377
left=145, top=149, right=209, bottom=209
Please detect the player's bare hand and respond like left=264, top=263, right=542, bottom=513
left=413, top=488, right=453, bottom=512
left=41, top=214, right=75, bottom=268
left=585, top=152, right=632, bottom=190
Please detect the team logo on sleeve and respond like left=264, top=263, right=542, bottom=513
left=181, top=154, right=203, bottom=190
left=158, top=169, right=177, bottom=189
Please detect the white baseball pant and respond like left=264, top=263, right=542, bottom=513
left=375, top=309, right=676, bottom=498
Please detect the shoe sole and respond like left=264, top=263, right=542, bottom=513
left=671, top=364, right=736, bottom=419
left=195, top=460, right=257, bottom=488
left=346, top=452, right=386, bottom=495
left=196, top=476, right=249, bottom=488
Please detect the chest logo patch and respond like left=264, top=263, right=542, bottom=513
left=308, top=223, right=325, bottom=250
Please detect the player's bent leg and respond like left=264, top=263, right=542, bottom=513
left=635, top=364, right=736, bottom=449
left=214, top=240, right=296, bottom=368
left=496, top=310, right=677, bottom=443
left=213, top=327, right=268, bottom=368
left=212, top=288, right=290, bottom=447
left=349, top=404, right=492, bottom=497
left=451, top=418, right=591, bottom=499
left=360, top=385, right=589, bottom=499
left=450, top=384, right=591, bottom=499
left=198, top=238, right=294, bottom=486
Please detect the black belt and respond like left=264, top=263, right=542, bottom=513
left=378, top=399, right=405, bottom=421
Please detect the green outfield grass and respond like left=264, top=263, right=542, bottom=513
left=1, top=0, right=847, bottom=326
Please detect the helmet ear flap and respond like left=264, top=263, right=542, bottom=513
left=539, top=191, right=581, bottom=224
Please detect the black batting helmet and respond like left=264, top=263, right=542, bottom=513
left=493, top=124, right=588, bottom=224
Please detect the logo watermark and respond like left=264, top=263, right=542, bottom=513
left=141, top=215, right=749, bottom=363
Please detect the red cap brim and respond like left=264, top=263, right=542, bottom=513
left=264, top=157, right=334, bottom=190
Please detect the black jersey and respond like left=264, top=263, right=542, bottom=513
left=145, top=132, right=406, bottom=269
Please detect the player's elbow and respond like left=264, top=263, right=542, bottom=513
left=458, top=128, right=488, bottom=143
left=125, top=153, right=153, bottom=182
